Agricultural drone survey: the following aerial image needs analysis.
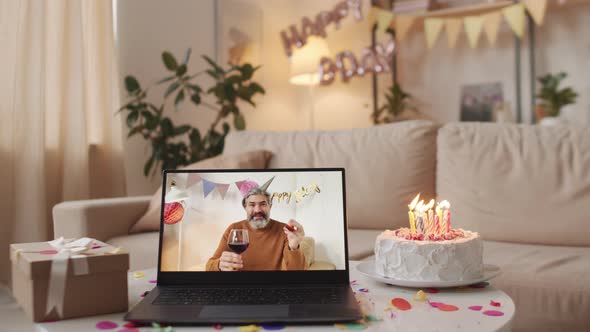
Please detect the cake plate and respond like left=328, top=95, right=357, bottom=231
left=356, top=261, right=502, bottom=288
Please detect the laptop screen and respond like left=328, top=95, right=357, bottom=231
left=159, top=169, right=347, bottom=273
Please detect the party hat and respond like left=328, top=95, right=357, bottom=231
left=259, top=176, right=275, bottom=192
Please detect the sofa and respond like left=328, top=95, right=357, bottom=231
left=53, top=121, right=590, bottom=331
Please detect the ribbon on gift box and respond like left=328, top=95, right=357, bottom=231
left=11, top=237, right=121, bottom=319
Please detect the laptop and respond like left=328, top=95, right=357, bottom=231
left=125, top=168, right=362, bottom=324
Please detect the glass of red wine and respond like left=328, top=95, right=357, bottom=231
left=228, top=229, right=249, bottom=254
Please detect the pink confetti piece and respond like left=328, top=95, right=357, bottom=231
left=149, top=279, right=157, bottom=283
left=483, top=310, right=504, bottom=317
left=429, top=302, right=443, bottom=308
left=140, top=291, right=149, bottom=298
left=468, top=306, right=483, bottom=311
left=213, top=324, right=223, bottom=330
left=391, top=298, right=411, bottom=311
left=424, top=288, right=439, bottom=293
left=39, top=250, right=58, bottom=255
left=429, top=302, right=458, bottom=312
left=91, top=245, right=103, bottom=249
left=490, top=300, right=501, bottom=307
left=358, top=288, right=369, bottom=293
left=96, top=321, right=118, bottom=330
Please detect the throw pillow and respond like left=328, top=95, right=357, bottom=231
left=129, top=150, right=273, bottom=234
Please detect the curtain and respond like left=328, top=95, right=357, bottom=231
left=0, top=0, right=126, bottom=284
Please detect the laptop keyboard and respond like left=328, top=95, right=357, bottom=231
left=154, top=287, right=344, bottom=305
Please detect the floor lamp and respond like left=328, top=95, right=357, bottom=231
left=289, top=37, right=331, bottom=130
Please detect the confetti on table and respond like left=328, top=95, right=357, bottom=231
left=358, top=288, right=369, bottom=293
left=490, top=300, right=501, bottom=307
left=429, top=302, right=459, bottom=312
left=468, top=305, right=483, bottom=311
left=364, top=315, right=381, bottom=323
left=238, top=325, right=260, bottom=332
left=133, top=271, right=145, bottom=278
left=412, top=290, right=428, bottom=302
left=149, top=279, right=158, bottom=283
left=39, top=250, right=59, bottom=255
left=96, top=320, right=118, bottom=329
left=334, top=322, right=367, bottom=330
left=213, top=324, right=223, bottom=330
left=262, top=325, right=285, bottom=330
left=123, top=322, right=138, bottom=328
left=483, top=310, right=504, bottom=317
left=424, top=288, right=439, bottom=293
left=391, top=298, right=412, bottom=311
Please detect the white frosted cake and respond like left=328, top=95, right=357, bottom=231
left=374, top=228, right=483, bottom=282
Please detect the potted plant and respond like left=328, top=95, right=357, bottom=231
left=535, top=72, right=578, bottom=125
left=372, top=83, right=418, bottom=124
left=118, top=49, right=264, bottom=177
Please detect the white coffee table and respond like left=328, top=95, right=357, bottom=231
left=0, top=261, right=514, bottom=331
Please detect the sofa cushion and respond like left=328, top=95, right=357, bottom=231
left=483, top=240, right=590, bottom=331
left=107, top=232, right=159, bottom=271
left=224, top=121, right=438, bottom=230
left=437, top=123, right=590, bottom=246
left=129, top=150, right=273, bottom=234
left=347, top=229, right=383, bottom=260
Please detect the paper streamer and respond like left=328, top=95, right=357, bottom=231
left=483, top=12, right=502, bottom=45
left=395, top=15, right=416, bottom=42
left=502, top=3, right=526, bottom=38
left=376, top=9, right=395, bottom=34
left=217, top=183, right=230, bottom=199
left=424, top=18, right=444, bottom=49
left=523, top=0, right=548, bottom=26
left=186, top=173, right=202, bottom=188
left=203, top=179, right=216, bottom=198
left=464, top=16, right=485, bottom=48
left=445, top=18, right=462, bottom=49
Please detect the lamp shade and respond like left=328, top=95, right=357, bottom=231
left=289, top=37, right=331, bottom=86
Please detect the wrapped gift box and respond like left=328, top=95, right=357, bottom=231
left=10, top=238, right=129, bottom=322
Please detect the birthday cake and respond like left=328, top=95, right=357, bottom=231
left=374, top=196, right=483, bottom=282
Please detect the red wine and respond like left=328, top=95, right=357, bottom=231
left=229, top=242, right=249, bottom=254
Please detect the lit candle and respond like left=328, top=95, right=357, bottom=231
left=425, top=199, right=435, bottom=234
left=439, top=200, right=450, bottom=233
left=408, top=194, right=420, bottom=234
left=435, top=204, right=443, bottom=234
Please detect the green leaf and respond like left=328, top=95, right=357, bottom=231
left=249, top=82, right=265, bottom=94
left=164, top=81, right=180, bottom=98
left=233, top=113, right=246, bottom=130
left=225, top=75, right=242, bottom=86
left=190, top=93, right=201, bottom=105
left=188, top=84, right=202, bottom=93
left=156, top=75, right=176, bottom=85
left=189, top=128, right=201, bottom=147
left=202, top=55, right=224, bottom=74
left=174, top=89, right=185, bottom=110
left=126, top=110, right=139, bottom=128
left=142, top=111, right=158, bottom=130
left=161, top=118, right=174, bottom=137
left=127, top=127, right=141, bottom=138
left=174, top=125, right=191, bottom=136
left=239, top=63, right=254, bottom=80
left=124, top=76, right=140, bottom=93
left=206, top=69, right=219, bottom=79
left=162, top=51, right=178, bottom=71
left=222, top=122, right=230, bottom=134
left=182, top=48, right=192, bottom=65
left=143, top=156, right=154, bottom=177
left=176, top=64, right=187, bottom=77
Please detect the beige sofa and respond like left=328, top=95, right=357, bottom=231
left=53, top=121, right=590, bottom=331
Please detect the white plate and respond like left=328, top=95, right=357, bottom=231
left=356, top=261, right=502, bottom=288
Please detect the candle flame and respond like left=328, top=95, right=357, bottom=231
left=425, top=199, right=434, bottom=210
left=408, top=193, right=420, bottom=210
left=439, top=200, right=450, bottom=209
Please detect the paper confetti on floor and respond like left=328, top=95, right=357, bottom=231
left=429, top=302, right=459, bottom=312
left=412, top=290, right=428, bottom=302
left=238, top=325, right=260, bottom=332
left=133, top=271, right=145, bottom=278
left=149, top=279, right=158, bottom=283
left=483, top=310, right=505, bottom=317
left=391, top=298, right=412, bottom=311
left=468, top=305, right=483, bottom=311
left=95, top=320, right=118, bottom=329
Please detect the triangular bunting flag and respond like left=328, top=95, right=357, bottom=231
left=483, top=11, right=502, bottom=45
left=394, top=15, right=416, bottom=43
left=217, top=183, right=230, bottom=199
left=235, top=180, right=258, bottom=197
left=424, top=18, right=444, bottom=49
left=523, top=0, right=548, bottom=26
left=502, top=3, right=526, bottom=38
left=464, top=15, right=485, bottom=48
left=376, top=9, right=395, bottom=34
left=445, top=18, right=462, bottom=49
left=186, top=174, right=202, bottom=188
left=202, top=179, right=216, bottom=198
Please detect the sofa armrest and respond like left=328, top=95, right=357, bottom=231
left=52, top=196, right=152, bottom=241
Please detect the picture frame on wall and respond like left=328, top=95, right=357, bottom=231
left=460, top=82, right=504, bottom=122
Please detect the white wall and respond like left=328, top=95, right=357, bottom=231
left=160, top=171, right=346, bottom=270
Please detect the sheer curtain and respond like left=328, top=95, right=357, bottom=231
left=0, top=0, right=126, bottom=284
